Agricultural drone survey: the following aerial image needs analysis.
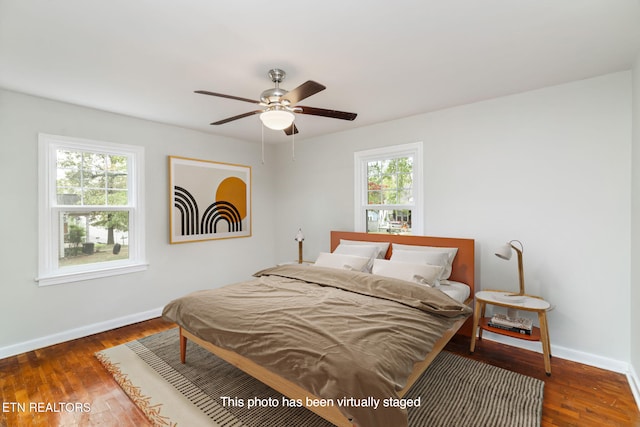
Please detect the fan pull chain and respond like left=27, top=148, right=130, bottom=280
left=261, top=124, right=265, bottom=164
left=292, top=127, right=295, bottom=161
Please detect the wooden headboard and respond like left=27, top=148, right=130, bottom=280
left=331, top=231, right=475, bottom=336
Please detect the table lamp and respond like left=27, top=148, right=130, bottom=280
left=295, top=229, right=304, bottom=264
left=495, top=240, right=525, bottom=296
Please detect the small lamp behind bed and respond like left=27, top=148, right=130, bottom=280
left=295, top=229, right=305, bottom=264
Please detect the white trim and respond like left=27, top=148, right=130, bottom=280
left=481, top=331, right=630, bottom=373
left=36, top=262, right=149, bottom=286
left=353, top=142, right=423, bottom=234
left=629, top=363, right=640, bottom=411
left=0, top=307, right=163, bottom=360
left=37, top=133, right=146, bottom=286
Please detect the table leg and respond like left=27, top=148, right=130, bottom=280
left=180, top=327, right=187, bottom=364
left=478, top=302, right=486, bottom=341
left=470, top=300, right=483, bottom=353
left=538, top=311, right=551, bottom=376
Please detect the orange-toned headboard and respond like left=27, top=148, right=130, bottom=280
left=331, top=230, right=475, bottom=335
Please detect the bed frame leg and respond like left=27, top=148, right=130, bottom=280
left=179, top=327, right=187, bottom=364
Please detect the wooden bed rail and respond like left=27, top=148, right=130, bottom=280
left=180, top=327, right=356, bottom=427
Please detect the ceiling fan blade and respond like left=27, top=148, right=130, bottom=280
left=283, top=123, right=299, bottom=136
left=282, top=81, right=326, bottom=105
left=296, top=106, right=357, bottom=121
left=210, top=110, right=262, bottom=125
left=195, top=90, right=260, bottom=104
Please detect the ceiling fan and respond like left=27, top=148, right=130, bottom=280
left=195, top=68, right=357, bottom=136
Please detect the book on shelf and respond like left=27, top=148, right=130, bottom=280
left=488, top=313, right=532, bottom=335
left=487, top=321, right=532, bottom=335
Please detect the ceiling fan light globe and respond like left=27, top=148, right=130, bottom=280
left=260, top=110, right=295, bottom=130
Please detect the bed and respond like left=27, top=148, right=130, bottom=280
left=162, top=231, right=475, bottom=427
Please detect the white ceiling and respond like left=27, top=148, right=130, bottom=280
left=1, top=1, right=639, bottom=143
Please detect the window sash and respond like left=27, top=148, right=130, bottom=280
left=38, top=134, right=146, bottom=286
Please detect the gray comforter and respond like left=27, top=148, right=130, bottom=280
left=162, top=264, right=472, bottom=427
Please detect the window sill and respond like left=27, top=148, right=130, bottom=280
left=36, top=262, right=149, bottom=287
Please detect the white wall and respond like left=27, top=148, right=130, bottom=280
left=631, top=55, right=640, bottom=401
left=273, top=72, right=632, bottom=367
left=0, top=89, right=278, bottom=356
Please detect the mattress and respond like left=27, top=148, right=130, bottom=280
left=439, top=280, right=471, bottom=303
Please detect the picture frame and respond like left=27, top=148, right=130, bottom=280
left=169, top=156, right=251, bottom=243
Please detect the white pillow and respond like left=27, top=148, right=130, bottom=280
left=390, top=250, right=449, bottom=280
left=334, top=244, right=380, bottom=272
left=313, top=252, right=370, bottom=272
left=391, top=244, right=458, bottom=279
left=339, top=239, right=390, bottom=259
left=372, top=259, right=443, bottom=287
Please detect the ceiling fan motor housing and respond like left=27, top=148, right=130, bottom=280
left=260, top=87, right=288, bottom=105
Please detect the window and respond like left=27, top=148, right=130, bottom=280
left=354, top=142, right=423, bottom=234
left=38, top=134, right=146, bottom=286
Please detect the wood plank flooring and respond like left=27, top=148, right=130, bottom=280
left=1, top=318, right=638, bottom=426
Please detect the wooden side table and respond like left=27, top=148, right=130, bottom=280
left=470, top=290, right=552, bottom=376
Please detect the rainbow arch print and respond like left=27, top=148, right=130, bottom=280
left=169, top=156, right=251, bottom=243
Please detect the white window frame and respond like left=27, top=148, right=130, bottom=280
left=37, top=133, right=147, bottom=286
left=354, top=142, right=423, bottom=234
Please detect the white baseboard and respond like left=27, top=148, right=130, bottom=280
left=480, top=331, right=629, bottom=373
left=0, top=307, right=163, bottom=360
left=629, top=363, right=640, bottom=411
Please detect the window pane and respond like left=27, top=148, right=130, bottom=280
left=382, top=189, right=396, bottom=204
left=108, top=173, right=128, bottom=189
left=58, top=210, right=130, bottom=268
left=381, top=174, right=394, bottom=191
left=366, top=209, right=412, bottom=234
left=56, top=190, right=81, bottom=205
left=381, top=159, right=395, bottom=171
left=83, top=168, right=106, bottom=188
left=83, top=188, right=107, bottom=205
left=367, top=190, right=382, bottom=204
left=367, top=161, right=382, bottom=177
left=107, top=190, right=128, bottom=205
left=397, top=190, right=413, bottom=204
left=83, top=152, right=106, bottom=171
left=57, top=150, right=81, bottom=168
left=398, top=172, right=412, bottom=189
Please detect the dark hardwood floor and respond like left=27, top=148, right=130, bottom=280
left=1, top=318, right=638, bottom=426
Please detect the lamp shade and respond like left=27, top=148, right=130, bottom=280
left=260, top=109, right=295, bottom=130
left=495, top=243, right=513, bottom=260
left=294, top=228, right=305, bottom=242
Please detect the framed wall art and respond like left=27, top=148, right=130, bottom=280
left=169, top=156, right=251, bottom=243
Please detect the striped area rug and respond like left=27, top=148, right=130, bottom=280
left=96, top=328, right=543, bottom=427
